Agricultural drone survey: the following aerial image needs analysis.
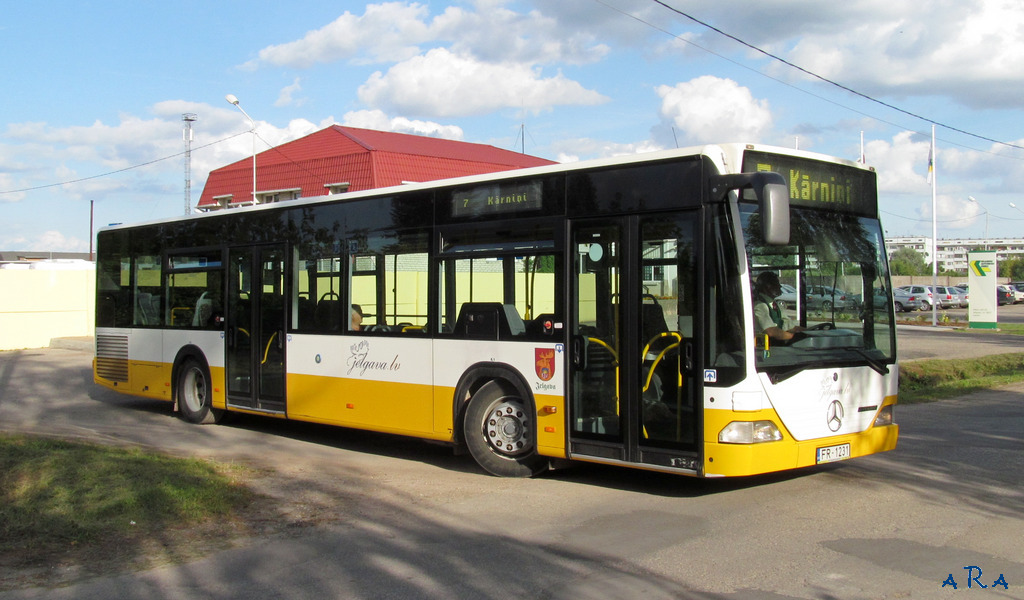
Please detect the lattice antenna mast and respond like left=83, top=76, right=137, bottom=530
left=182, top=113, right=198, bottom=215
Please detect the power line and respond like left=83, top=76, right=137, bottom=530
left=648, top=0, right=1024, bottom=152
left=0, top=131, right=248, bottom=195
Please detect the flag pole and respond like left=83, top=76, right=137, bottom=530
left=930, top=124, right=938, bottom=327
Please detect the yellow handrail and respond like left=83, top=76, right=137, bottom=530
left=261, top=331, right=278, bottom=365
left=642, top=342, right=681, bottom=393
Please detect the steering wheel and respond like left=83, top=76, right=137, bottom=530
left=809, top=322, right=835, bottom=331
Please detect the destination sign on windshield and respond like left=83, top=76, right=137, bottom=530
left=742, top=150, right=877, bottom=217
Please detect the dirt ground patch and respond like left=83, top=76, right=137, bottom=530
left=0, top=467, right=338, bottom=592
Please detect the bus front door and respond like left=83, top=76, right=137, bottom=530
left=569, top=214, right=702, bottom=472
left=226, top=245, right=286, bottom=414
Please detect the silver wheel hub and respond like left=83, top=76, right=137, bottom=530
left=485, top=399, right=532, bottom=457
left=183, top=368, right=206, bottom=412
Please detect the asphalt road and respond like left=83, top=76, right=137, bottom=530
left=0, top=344, right=1022, bottom=600
left=897, top=324, right=1024, bottom=361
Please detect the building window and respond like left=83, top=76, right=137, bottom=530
left=324, top=182, right=351, bottom=195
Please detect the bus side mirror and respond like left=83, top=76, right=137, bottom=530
left=709, top=171, right=790, bottom=246
left=754, top=172, right=790, bottom=246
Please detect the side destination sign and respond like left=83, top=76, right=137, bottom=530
left=452, top=180, right=544, bottom=218
left=742, top=150, right=877, bottom=217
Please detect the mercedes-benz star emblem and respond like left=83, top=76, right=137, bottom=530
left=826, top=399, right=844, bottom=432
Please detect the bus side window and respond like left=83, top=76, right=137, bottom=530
left=349, top=229, right=429, bottom=333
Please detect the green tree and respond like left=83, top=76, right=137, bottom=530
left=888, top=246, right=930, bottom=276
left=1000, top=257, right=1024, bottom=281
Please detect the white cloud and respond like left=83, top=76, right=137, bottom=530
left=431, top=2, right=608, bottom=66
left=916, top=194, right=985, bottom=232
left=35, top=230, right=86, bottom=252
left=657, top=76, right=772, bottom=143
left=249, top=1, right=608, bottom=71
left=251, top=2, right=432, bottom=68
left=341, top=109, right=464, bottom=140
left=0, top=102, right=320, bottom=207
left=549, top=136, right=665, bottom=162
left=678, top=0, right=1024, bottom=110
left=0, top=230, right=88, bottom=253
left=862, top=131, right=931, bottom=194
left=274, top=78, right=305, bottom=108
left=358, top=48, right=607, bottom=117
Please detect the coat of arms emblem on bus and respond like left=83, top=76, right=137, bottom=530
left=535, top=348, right=555, bottom=381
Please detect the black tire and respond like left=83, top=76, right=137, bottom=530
left=894, top=302, right=904, bottom=313
left=463, top=381, right=547, bottom=478
left=177, top=358, right=221, bottom=424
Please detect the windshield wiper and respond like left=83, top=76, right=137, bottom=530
left=849, top=348, right=889, bottom=375
left=764, top=360, right=831, bottom=384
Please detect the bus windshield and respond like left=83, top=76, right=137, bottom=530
left=740, top=203, right=896, bottom=376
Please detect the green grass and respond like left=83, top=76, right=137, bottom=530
left=899, top=353, right=1024, bottom=404
left=993, top=323, right=1024, bottom=335
left=0, top=435, right=257, bottom=572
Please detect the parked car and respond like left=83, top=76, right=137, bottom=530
left=776, top=283, right=800, bottom=310
left=997, top=285, right=1015, bottom=305
left=853, top=288, right=884, bottom=310
left=892, top=287, right=925, bottom=312
left=805, top=285, right=856, bottom=311
left=897, top=285, right=935, bottom=311
left=954, top=285, right=969, bottom=307
left=1008, top=282, right=1024, bottom=303
left=933, top=286, right=961, bottom=309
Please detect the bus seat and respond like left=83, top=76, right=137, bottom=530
left=503, top=304, right=526, bottom=336
left=454, top=302, right=517, bottom=340
left=641, top=301, right=669, bottom=338
left=136, top=292, right=157, bottom=325
left=314, top=299, right=341, bottom=331
left=641, top=301, right=673, bottom=355
left=297, top=297, right=315, bottom=329
left=192, top=292, right=212, bottom=327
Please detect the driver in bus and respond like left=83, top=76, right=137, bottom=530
left=753, top=272, right=804, bottom=342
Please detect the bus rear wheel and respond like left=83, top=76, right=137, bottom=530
left=177, top=358, right=222, bottom=424
left=464, top=381, right=547, bottom=478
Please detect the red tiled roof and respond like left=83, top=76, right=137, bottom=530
left=198, top=125, right=556, bottom=209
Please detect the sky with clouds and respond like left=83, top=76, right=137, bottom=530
left=4, top=0, right=1024, bottom=252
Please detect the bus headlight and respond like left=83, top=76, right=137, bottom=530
left=718, top=420, right=783, bottom=444
left=874, top=405, right=894, bottom=427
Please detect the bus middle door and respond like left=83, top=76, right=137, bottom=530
left=568, top=214, right=701, bottom=472
left=226, top=244, right=287, bottom=414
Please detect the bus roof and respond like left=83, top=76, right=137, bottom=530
left=100, top=142, right=873, bottom=233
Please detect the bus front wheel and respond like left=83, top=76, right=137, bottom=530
left=177, top=358, right=222, bottom=425
left=464, top=381, right=547, bottom=478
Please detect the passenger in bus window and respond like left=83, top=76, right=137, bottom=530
left=752, top=272, right=803, bottom=342
left=350, top=304, right=363, bottom=331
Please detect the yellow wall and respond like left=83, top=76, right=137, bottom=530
left=0, top=266, right=96, bottom=350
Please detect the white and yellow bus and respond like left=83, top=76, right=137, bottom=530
left=94, top=143, right=898, bottom=478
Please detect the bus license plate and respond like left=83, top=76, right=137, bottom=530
left=816, top=443, right=851, bottom=464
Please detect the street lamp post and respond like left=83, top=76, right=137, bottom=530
left=968, top=195, right=989, bottom=249
left=225, top=94, right=257, bottom=204
left=1010, top=202, right=1024, bottom=216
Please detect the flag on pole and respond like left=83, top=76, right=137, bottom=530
left=926, top=141, right=934, bottom=184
